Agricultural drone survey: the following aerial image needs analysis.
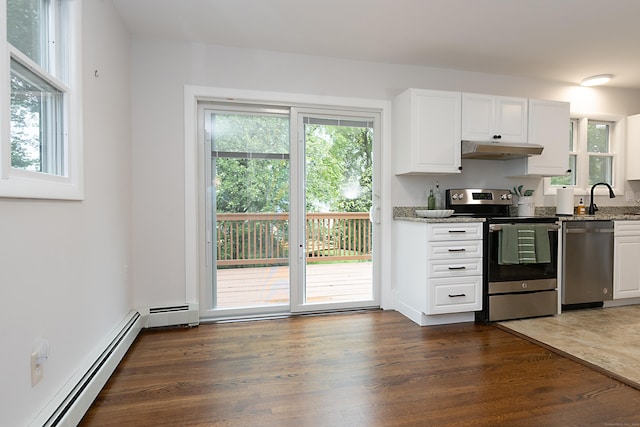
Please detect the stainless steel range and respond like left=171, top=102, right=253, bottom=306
left=446, top=189, right=560, bottom=322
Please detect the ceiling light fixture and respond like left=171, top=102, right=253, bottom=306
left=580, top=74, right=613, bottom=87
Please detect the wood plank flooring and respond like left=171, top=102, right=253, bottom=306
left=80, top=311, right=640, bottom=426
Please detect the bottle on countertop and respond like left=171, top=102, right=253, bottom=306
left=577, top=198, right=586, bottom=215
left=427, top=188, right=436, bottom=210
left=434, top=181, right=444, bottom=210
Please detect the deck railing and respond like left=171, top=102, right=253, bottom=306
left=216, top=212, right=371, bottom=267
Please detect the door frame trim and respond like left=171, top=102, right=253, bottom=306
left=184, top=86, right=393, bottom=319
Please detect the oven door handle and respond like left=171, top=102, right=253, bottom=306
left=489, top=223, right=560, bottom=232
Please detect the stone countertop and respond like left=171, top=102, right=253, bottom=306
left=394, top=216, right=486, bottom=223
left=393, top=206, right=485, bottom=223
left=394, top=206, right=640, bottom=223
left=558, top=214, right=640, bottom=221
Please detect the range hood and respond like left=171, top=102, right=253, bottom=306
left=461, top=140, right=544, bottom=160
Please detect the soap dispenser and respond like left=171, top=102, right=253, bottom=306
left=577, top=198, right=586, bottom=215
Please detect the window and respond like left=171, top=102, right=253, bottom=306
left=1, top=0, right=82, bottom=199
left=547, top=117, right=620, bottom=195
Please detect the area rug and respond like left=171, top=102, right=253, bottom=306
left=497, top=304, right=640, bottom=389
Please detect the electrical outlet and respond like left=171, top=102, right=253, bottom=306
left=31, top=351, right=43, bottom=386
left=626, top=191, right=635, bottom=202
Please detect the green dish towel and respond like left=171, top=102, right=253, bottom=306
left=498, top=224, right=551, bottom=265
left=533, top=224, right=551, bottom=263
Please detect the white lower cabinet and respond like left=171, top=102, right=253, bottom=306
left=396, top=221, right=483, bottom=325
left=614, top=221, right=640, bottom=299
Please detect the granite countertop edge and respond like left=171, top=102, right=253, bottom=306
left=394, top=206, right=640, bottom=222
left=394, top=216, right=486, bottom=223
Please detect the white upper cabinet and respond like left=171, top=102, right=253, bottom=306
left=503, top=99, right=570, bottom=177
left=461, top=93, right=528, bottom=143
left=393, top=89, right=462, bottom=175
left=626, top=114, right=640, bottom=180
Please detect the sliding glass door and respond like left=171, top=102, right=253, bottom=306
left=204, top=106, right=291, bottom=314
left=293, top=113, right=375, bottom=311
left=201, top=103, right=378, bottom=318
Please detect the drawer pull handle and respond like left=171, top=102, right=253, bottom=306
left=448, top=266, right=466, bottom=270
left=448, top=230, right=466, bottom=233
left=449, top=293, right=466, bottom=298
left=448, top=248, right=466, bottom=252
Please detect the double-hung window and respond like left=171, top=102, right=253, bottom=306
left=2, top=0, right=82, bottom=199
left=547, top=117, right=620, bottom=196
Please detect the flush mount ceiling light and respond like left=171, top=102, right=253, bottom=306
left=580, top=74, right=613, bottom=87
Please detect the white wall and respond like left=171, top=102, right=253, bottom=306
left=0, top=1, right=132, bottom=425
left=130, top=38, right=640, bottom=308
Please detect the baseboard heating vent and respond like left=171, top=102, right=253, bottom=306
left=33, top=310, right=144, bottom=427
left=145, top=303, right=199, bottom=328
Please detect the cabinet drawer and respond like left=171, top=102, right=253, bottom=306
left=427, top=276, right=482, bottom=314
left=428, top=240, right=483, bottom=259
left=427, top=222, right=483, bottom=241
left=428, top=258, right=482, bottom=277
left=614, top=220, right=640, bottom=236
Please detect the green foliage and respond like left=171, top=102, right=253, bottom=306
left=7, top=0, right=42, bottom=64
left=212, top=114, right=372, bottom=215
left=211, top=113, right=373, bottom=265
left=305, top=125, right=372, bottom=213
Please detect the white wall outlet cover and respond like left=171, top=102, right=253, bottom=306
left=626, top=191, right=635, bottom=202
left=30, top=339, right=49, bottom=386
left=31, top=351, right=43, bottom=386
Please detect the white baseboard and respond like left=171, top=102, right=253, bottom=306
left=396, top=300, right=475, bottom=326
left=30, top=310, right=144, bottom=427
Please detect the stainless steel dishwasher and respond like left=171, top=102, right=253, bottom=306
left=562, top=220, right=614, bottom=308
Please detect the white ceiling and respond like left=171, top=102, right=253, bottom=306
left=112, top=0, right=640, bottom=90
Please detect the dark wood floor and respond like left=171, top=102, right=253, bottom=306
left=81, top=310, right=640, bottom=426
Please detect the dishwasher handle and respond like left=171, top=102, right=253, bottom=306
left=564, top=228, right=614, bottom=234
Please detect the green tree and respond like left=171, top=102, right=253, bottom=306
left=305, top=124, right=372, bottom=213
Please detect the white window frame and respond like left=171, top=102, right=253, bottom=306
left=0, top=0, right=83, bottom=200
left=544, top=114, right=623, bottom=197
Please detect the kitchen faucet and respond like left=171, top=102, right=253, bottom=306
left=588, top=182, right=616, bottom=215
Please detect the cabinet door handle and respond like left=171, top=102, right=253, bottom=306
left=492, top=134, right=502, bottom=140
left=449, top=293, right=466, bottom=298
left=448, top=230, right=466, bottom=233
left=448, top=248, right=466, bottom=252
left=448, top=266, right=466, bottom=270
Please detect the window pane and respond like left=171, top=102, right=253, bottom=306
left=589, top=156, right=612, bottom=185
left=7, top=0, right=46, bottom=66
left=587, top=122, right=610, bottom=153
left=11, top=58, right=65, bottom=175
left=211, top=113, right=289, bottom=154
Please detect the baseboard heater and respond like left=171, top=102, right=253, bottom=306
left=145, top=303, right=199, bottom=328
left=31, top=304, right=199, bottom=426
left=35, top=310, right=144, bottom=427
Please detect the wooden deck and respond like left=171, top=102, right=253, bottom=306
left=216, top=261, right=373, bottom=308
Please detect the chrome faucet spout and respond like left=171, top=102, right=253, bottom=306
left=588, top=182, right=616, bottom=215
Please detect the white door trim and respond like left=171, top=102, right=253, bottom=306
left=184, top=86, right=394, bottom=318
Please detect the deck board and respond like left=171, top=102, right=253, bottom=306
left=216, top=262, right=372, bottom=308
